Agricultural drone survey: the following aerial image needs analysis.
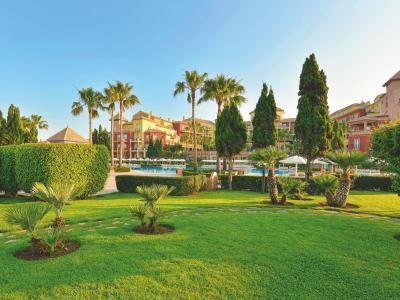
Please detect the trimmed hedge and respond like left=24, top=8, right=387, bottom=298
left=15, top=143, right=109, bottom=198
left=116, top=174, right=206, bottom=196
left=352, top=176, right=392, bottom=191
left=220, top=175, right=266, bottom=192
left=0, top=145, right=18, bottom=195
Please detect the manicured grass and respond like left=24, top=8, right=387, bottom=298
left=0, top=190, right=399, bottom=299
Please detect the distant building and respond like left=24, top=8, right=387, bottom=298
left=330, top=69, right=400, bottom=152
left=47, top=127, right=88, bottom=144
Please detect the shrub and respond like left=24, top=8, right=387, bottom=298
left=220, top=175, right=265, bottom=192
left=114, top=166, right=131, bottom=172
left=352, top=176, right=393, bottom=191
left=116, top=174, right=206, bottom=196
left=15, top=143, right=109, bottom=198
left=0, top=145, right=18, bottom=195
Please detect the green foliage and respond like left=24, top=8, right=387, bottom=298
left=4, top=204, right=50, bottom=238
left=327, top=150, right=368, bottom=174
left=136, top=184, right=175, bottom=208
left=40, top=227, right=65, bottom=254
left=114, top=165, right=131, bottom=172
left=278, top=177, right=306, bottom=199
left=252, top=83, right=277, bottom=148
left=92, top=125, right=111, bottom=153
left=0, top=110, right=7, bottom=146
left=116, top=175, right=206, bottom=196
left=15, top=144, right=109, bottom=198
left=215, top=104, right=247, bottom=159
left=352, top=176, right=393, bottom=192
left=129, top=205, right=147, bottom=226
left=6, top=104, right=24, bottom=145
left=0, top=145, right=18, bottom=195
left=163, top=143, right=185, bottom=158
left=147, top=139, right=163, bottom=158
left=250, top=146, right=286, bottom=170
left=371, top=123, right=400, bottom=193
left=331, top=120, right=346, bottom=150
left=295, top=54, right=332, bottom=177
left=219, top=175, right=265, bottom=192
left=311, top=175, right=338, bottom=194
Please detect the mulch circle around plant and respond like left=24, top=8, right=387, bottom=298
left=133, top=224, right=175, bottom=235
left=394, top=234, right=400, bottom=241
left=14, top=240, right=80, bottom=261
left=319, top=202, right=359, bottom=209
left=260, top=200, right=294, bottom=206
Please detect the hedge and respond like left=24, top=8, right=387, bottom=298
left=116, top=174, right=207, bottom=196
left=0, top=145, right=18, bottom=195
left=220, top=175, right=266, bottom=192
left=352, top=176, right=393, bottom=191
left=15, top=143, right=109, bottom=198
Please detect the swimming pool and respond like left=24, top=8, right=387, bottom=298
left=132, top=166, right=289, bottom=176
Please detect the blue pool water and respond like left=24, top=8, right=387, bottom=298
left=132, top=166, right=289, bottom=176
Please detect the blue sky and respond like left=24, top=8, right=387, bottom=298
left=1, top=0, right=400, bottom=140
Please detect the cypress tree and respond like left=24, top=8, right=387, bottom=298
left=295, top=54, right=332, bottom=179
left=252, top=83, right=277, bottom=148
left=331, top=120, right=346, bottom=150
left=215, top=104, right=247, bottom=190
left=6, top=104, right=24, bottom=145
left=0, top=110, right=6, bottom=145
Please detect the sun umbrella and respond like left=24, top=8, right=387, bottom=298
left=280, top=155, right=306, bottom=176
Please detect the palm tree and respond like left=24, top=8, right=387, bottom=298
left=199, top=74, right=245, bottom=173
left=257, top=146, right=287, bottom=204
left=327, top=150, right=368, bottom=207
left=30, top=114, right=48, bottom=130
left=111, top=81, right=141, bottom=167
left=278, top=177, right=306, bottom=204
left=174, top=70, right=208, bottom=171
left=102, top=84, right=119, bottom=167
left=249, top=149, right=268, bottom=193
left=71, top=88, right=103, bottom=144
left=31, top=182, right=82, bottom=227
left=312, top=175, right=338, bottom=206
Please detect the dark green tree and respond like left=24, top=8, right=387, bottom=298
left=295, top=53, right=332, bottom=179
left=371, top=123, right=400, bottom=194
left=147, top=139, right=163, bottom=159
left=6, top=104, right=24, bottom=145
left=252, top=83, right=277, bottom=148
left=331, top=120, right=346, bottom=150
left=0, top=110, right=7, bottom=145
left=215, top=104, right=247, bottom=190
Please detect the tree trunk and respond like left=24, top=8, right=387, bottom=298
left=305, top=158, right=312, bottom=180
left=216, top=103, right=222, bottom=174
left=335, top=173, right=350, bottom=207
left=261, top=166, right=266, bottom=193
left=280, top=192, right=287, bottom=205
left=54, top=216, right=65, bottom=228
left=192, top=91, right=198, bottom=172
left=110, top=108, right=114, bottom=167
left=325, top=191, right=336, bottom=207
left=268, top=168, right=279, bottom=204
left=228, top=158, right=233, bottom=190
left=119, top=100, right=124, bottom=168
left=89, top=110, right=93, bottom=144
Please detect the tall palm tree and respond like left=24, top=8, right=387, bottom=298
left=71, top=88, right=103, bottom=144
left=30, top=114, right=48, bottom=130
left=199, top=74, right=245, bottom=172
left=327, top=150, right=367, bottom=207
left=102, top=84, right=118, bottom=167
left=111, top=81, right=141, bottom=167
left=174, top=70, right=208, bottom=171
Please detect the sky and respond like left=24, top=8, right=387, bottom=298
left=0, top=0, right=400, bottom=140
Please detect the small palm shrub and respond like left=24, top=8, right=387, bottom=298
left=41, top=227, right=65, bottom=254
left=327, top=150, right=368, bottom=207
left=278, top=177, right=307, bottom=204
left=32, top=182, right=83, bottom=227
left=130, top=184, right=175, bottom=233
left=4, top=204, right=50, bottom=252
left=312, top=175, right=339, bottom=206
left=4, top=204, right=50, bottom=241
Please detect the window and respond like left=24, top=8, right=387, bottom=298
left=353, top=138, right=361, bottom=150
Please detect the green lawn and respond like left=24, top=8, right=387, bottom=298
left=0, top=190, right=399, bottom=299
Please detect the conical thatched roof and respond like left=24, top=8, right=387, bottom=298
left=47, top=127, right=88, bottom=144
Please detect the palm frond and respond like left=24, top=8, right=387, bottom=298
left=4, top=204, right=50, bottom=236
